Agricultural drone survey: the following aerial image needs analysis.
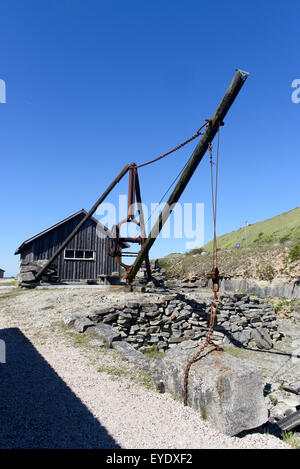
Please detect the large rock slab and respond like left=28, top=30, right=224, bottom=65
left=112, top=341, right=152, bottom=370
left=87, top=307, right=116, bottom=322
left=19, top=271, right=36, bottom=282
left=74, top=317, right=94, bottom=333
left=251, top=327, right=273, bottom=349
left=93, top=323, right=121, bottom=347
left=160, top=340, right=268, bottom=436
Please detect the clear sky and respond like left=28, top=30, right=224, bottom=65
left=0, top=0, right=299, bottom=276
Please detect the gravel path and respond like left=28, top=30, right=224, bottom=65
left=0, top=287, right=290, bottom=449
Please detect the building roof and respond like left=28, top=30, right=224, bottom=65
left=0, top=268, right=5, bottom=272
left=15, top=209, right=128, bottom=254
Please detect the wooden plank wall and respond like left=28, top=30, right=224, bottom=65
left=20, top=213, right=122, bottom=281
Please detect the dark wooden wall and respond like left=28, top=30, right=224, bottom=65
left=20, top=213, right=121, bottom=281
left=0, top=270, right=4, bottom=279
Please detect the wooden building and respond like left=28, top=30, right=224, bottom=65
left=0, top=268, right=5, bottom=279
left=15, top=209, right=126, bottom=283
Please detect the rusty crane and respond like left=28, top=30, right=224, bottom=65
left=33, top=69, right=249, bottom=286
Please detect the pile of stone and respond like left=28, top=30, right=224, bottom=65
left=133, top=259, right=167, bottom=289
left=17, top=260, right=57, bottom=286
left=166, top=275, right=208, bottom=290
left=149, top=259, right=167, bottom=287
left=69, top=291, right=283, bottom=352
left=213, top=292, right=282, bottom=349
left=148, top=260, right=207, bottom=290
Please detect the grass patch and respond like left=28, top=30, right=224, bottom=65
left=282, top=431, right=300, bottom=449
left=32, top=330, right=47, bottom=344
left=200, top=407, right=207, bottom=420
left=0, top=287, right=26, bottom=301
left=50, top=320, right=156, bottom=391
left=142, top=344, right=166, bottom=359
left=0, top=280, right=17, bottom=286
left=203, top=207, right=300, bottom=251
left=97, top=364, right=155, bottom=390
left=72, top=331, right=95, bottom=348
left=97, top=365, right=125, bottom=377
left=223, top=346, right=247, bottom=358
left=270, top=298, right=298, bottom=316
left=50, top=321, right=95, bottom=349
left=137, top=369, right=155, bottom=390
left=268, top=395, right=277, bottom=405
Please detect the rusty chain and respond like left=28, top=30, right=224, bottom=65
left=183, top=123, right=223, bottom=407
left=134, top=121, right=209, bottom=169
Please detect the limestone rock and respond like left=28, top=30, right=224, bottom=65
left=19, top=271, right=36, bottom=282
left=251, top=327, right=273, bottom=349
left=89, top=339, right=105, bottom=348
left=17, top=259, right=57, bottom=285
left=112, top=340, right=150, bottom=367
left=74, top=317, right=94, bottom=333
left=232, top=330, right=251, bottom=345
left=160, top=340, right=268, bottom=436
left=88, top=307, right=116, bottom=321
left=63, top=313, right=80, bottom=326
left=93, top=323, right=121, bottom=347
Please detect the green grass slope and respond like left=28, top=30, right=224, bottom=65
left=203, top=206, right=300, bottom=252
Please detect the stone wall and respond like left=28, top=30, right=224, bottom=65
left=72, top=292, right=282, bottom=351
left=17, top=260, right=56, bottom=286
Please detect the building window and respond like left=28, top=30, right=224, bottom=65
left=64, top=249, right=95, bottom=260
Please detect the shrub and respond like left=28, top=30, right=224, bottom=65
left=289, top=242, right=300, bottom=262
left=262, top=265, right=276, bottom=281
left=257, top=264, right=276, bottom=281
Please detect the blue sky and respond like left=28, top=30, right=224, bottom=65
left=0, top=0, right=299, bottom=276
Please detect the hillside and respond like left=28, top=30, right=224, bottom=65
left=203, top=207, right=300, bottom=252
left=159, top=243, right=300, bottom=283
left=159, top=207, right=300, bottom=283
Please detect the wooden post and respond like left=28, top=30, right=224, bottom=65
left=34, top=164, right=130, bottom=282
left=127, top=69, right=249, bottom=283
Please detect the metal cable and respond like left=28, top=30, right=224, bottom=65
left=144, top=157, right=191, bottom=226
